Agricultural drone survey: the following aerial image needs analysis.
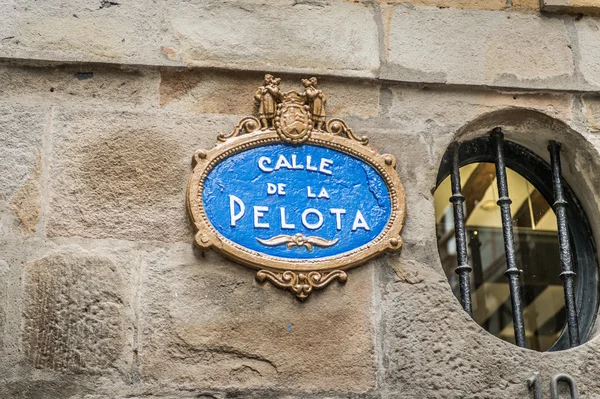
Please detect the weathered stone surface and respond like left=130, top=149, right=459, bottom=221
left=583, top=94, right=600, bottom=132
left=542, top=0, right=600, bottom=14
left=1, top=239, right=141, bottom=398
left=23, top=250, right=128, bottom=374
left=576, top=18, right=600, bottom=88
left=373, top=0, right=506, bottom=10
left=8, top=156, right=41, bottom=234
left=319, top=79, right=381, bottom=118
left=384, top=7, right=576, bottom=89
left=160, top=70, right=380, bottom=119
left=382, top=85, right=575, bottom=136
left=512, top=0, right=541, bottom=9
left=0, top=235, right=32, bottom=363
left=0, top=0, right=168, bottom=66
left=0, top=105, right=45, bottom=236
left=1, top=1, right=380, bottom=77
left=378, top=264, right=600, bottom=398
left=138, top=244, right=376, bottom=391
left=165, top=0, right=379, bottom=76
left=4, top=0, right=600, bottom=94
left=159, top=70, right=262, bottom=115
left=0, top=105, right=45, bottom=201
left=0, top=259, right=7, bottom=353
left=46, top=110, right=237, bottom=242
left=0, top=377, right=90, bottom=399
left=0, top=65, right=160, bottom=110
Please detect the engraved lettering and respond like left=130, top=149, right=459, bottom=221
left=280, top=207, right=296, bottom=229
left=278, top=183, right=286, bottom=195
left=302, top=208, right=324, bottom=230
left=274, top=154, right=293, bottom=170
left=352, top=210, right=370, bottom=231
left=258, top=156, right=273, bottom=172
left=330, top=208, right=346, bottom=230
left=229, top=195, right=245, bottom=227
left=318, top=187, right=330, bottom=199
left=319, top=158, right=333, bottom=175
left=253, top=206, right=270, bottom=228
left=291, top=154, right=304, bottom=170
left=306, top=155, right=318, bottom=171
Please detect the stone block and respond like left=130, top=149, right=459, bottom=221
left=384, top=7, right=575, bottom=89
left=0, top=105, right=46, bottom=235
left=0, top=1, right=379, bottom=77
left=374, top=0, right=507, bottom=10
left=0, top=105, right=45, bottom=201
left=542, top=0, right=600, bottom=14
left=0, top=259, right=7, bottom=353
left=46, top=109, right=238, bottom=242
left=583, top=95, right=600, bottom=132
left=319, top=79, right=381, bottom=119
left=0, top=65, right=160, bottom=110
left=382, top=85, right=574, bottom=136
left=0, top=378, right=90, bottom=399
left=159, top=70, right=380, bottom=119
left=381, top=87, right=483, bottom=134
left=0, top=236, right=36, bottom=361
left=165, top=0, right=380, bottom=76
left=0, top=0, right=168, bottom=66
left=23, top=249, right=130, bottom=374
left=138, top=244, right=376, bottom=391
left=512, top=0, right=541, bottom=9
left=159, top=70, right=262, bottom=116
left=576, top=18, right=600, bottom=88
left=7, top=156, right=41, bottom=234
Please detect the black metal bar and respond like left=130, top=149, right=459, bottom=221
left=469, top=231, right=483, bottom=290
left=491, top=128, right=526, bottom=348
left=449, top=143, right=473, bottom=315
left=548, top=141, right=580, bottom=347
left=469, top=231, right=485, bottom=312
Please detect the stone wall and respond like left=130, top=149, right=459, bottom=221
left=2, top=1, right=600, bottom=398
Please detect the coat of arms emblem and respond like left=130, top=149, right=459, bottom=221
left=274, top=91, right=312, bottom=144
left=187, top=74, right=406, bottom=300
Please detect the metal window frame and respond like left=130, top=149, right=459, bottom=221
left=436, top=130, right=599, bottom=351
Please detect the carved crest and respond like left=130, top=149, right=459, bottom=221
left=275, top=91, right=312, bottom=144
left=188, top=74, right=406, bottom=300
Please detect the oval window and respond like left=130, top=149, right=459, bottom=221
left=434, top=133, right=598, bottom=351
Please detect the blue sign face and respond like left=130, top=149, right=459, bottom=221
left=202, top=143, right=392, bottom=259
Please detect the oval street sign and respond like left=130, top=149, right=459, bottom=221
left=187, top=75, right=406, bottom=300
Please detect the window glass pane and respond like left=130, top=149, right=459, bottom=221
left=435, top=162, right=565, bottom=351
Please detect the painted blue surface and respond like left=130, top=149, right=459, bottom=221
left=203, top=143, right=392, bottom=259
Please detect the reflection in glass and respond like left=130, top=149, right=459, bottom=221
left=435, top=162, right=565, bottom=351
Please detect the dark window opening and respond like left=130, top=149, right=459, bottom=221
left=435, top=129, right=598, bottom=351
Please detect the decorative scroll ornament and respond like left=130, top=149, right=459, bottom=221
left=257, top=233, right=339, bottom=252
left=256, top=270, right=348, bottom=301
left=187, top=74, right=406, bottom=300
